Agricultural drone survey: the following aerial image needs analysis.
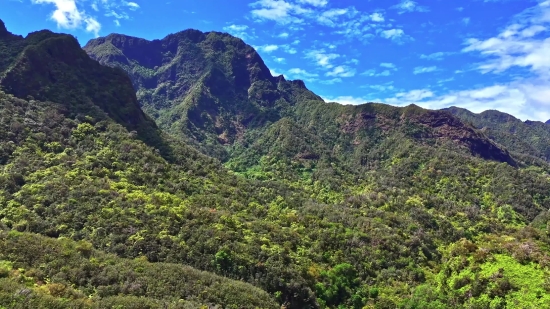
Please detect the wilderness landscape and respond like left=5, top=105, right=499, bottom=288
left=1, top=11, right=550, bottom=309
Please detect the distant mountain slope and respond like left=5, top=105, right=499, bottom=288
left=445, top=106, right=550, bottom=161
left=84, top=31, right=320, bottom=159
left=0, top=23, right=170, bottom=156
left=85, top=31, right=516, bottom=169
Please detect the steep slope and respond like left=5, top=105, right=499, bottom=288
left=85, top=31, right=320, bottom=159
left=3, top=20, right=550, bottom=309
left=0, top=24, right=169, bottom=156
left=85, top=31, right=516, bottom=171
left=445, top=106, right=550, bottom=162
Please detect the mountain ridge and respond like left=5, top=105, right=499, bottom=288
left=84, top=30, right=322, bottom=160
left=84, top=30, right=517, bottom=168
left=2, top=20, right=550, bottom=309
left=445, top=106, right=550, bottom=161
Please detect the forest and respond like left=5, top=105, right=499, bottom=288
left=1, top=19, right=550, bottom=308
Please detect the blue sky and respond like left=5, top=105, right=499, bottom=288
left=2, top=0, right=550, bottom=121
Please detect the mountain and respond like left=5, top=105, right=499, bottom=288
left=2, top=20, right=550, bottom=309
left=85, top=31, right=516, bottom=170
left=84, top=31, right=320, bottom=160
left=445, top=106, right=550, bottom=162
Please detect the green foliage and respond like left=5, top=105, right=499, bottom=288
left=446, top=106, right=550, bottom=162
left=2, top=19, right=550, bottom=309
left=0, top=231, right=278, bottom=308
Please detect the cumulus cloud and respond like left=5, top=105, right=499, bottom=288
left=297, top=0, right=327, bottom=7
left=369, top=12, right=385, bottom=22
left=378, top=2, right=550, bottom=121
left=413, top=66, right=438, bottom=74
left=250, top=0, right=311, bottom=24
left=380, top=62, right=397, bottom=70
left=322, top=96, right=372, bottom=105
left=32, top=0, right=101, bottom=36
left=361, top=69, right=392, bottom=77
left=326, top=65, right=356, bottom=77
left=223, top=24, right=256, bottom=40
left=123, top=1, right=139, bottom=10
left=287, top=67, right=319, bottom=81
left=391, top=0, right=429, bottom=14
left=255, top=44, right=280, bottom=53
left=420, top=51, right=453, bottom=61
left=379, top=28, right=413, bottom=43
left=249, top=0, right=396, bottom=44
left=306, top=49, right=340, bottom=68
left=442, top=0, right=550, bottom=120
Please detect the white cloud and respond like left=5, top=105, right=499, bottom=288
left=250, top=0, right=311, bottom=24
left=319, top=78, right=343, bottom=84
left=255, top=43, right=297, bottom=54
left=462, top=17, right=471, bottom=25
left=361, top=68, right=393, bottom=77
left=326, top=65, right=356, bottom=77
left=413, top=66, right=438, bottom=74
left=391, top=0, right=429, bottom=14
left=274, top=57, right=286, bottom=63
left=270, top=69, right=284, bottom=77
left=223, top=24, right=256, bottom=40
left=288, top=68, right=318, bottom=76
left=380, top=28, right=403, bottom=39
left=287, top=67, right=319, bottom=81
left=278, top=32, right=290, bottom=38
left=225, top=24, right=248, bottom=32
left=322, top=96, right=373, bottom=105
left=297, top=0, right=327, bottom=7
left=32, top=0, right=101, bottom=37
left=317, top=8, right=354, bottom=27
left=256, top=44, right=280, bottom=53
left=369, top=12, right=385, bottom=22
left=363, top=82, right=396, bottom=92
left=380, top=62, right=397, bottom=70
left=282, top=45, right=297, bottom=54
left=306, top=49, right=340, bottom=68
left=443, top=0, right=550, bottom=120
left=420, top=51, right=453, bottom=61
left=123, top=1, right=139, bottom=10
left=379, top=28, right=413, bottom=43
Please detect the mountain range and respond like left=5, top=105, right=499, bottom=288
left=1, top=19, right=550, bottom=309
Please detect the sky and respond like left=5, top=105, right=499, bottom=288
left=1, top=0, right=550, bottom=121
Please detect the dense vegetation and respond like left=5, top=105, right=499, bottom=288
left=1, top=20, right=550, bottom=308
left=445, top=107, right=550, bottom=162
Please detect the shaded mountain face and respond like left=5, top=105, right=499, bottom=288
left=84, top=31, right=320, bottom=159
left=85, top=31, right=515, bottom=167
left=445, top=106, right=550, bottom=162
left=0, top=23, right=165, bottom=153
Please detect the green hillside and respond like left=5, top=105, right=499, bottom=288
left=0, top=20, right=549, bottom=308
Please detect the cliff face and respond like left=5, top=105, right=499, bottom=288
left=0, top=24, right=162, bottom=151
left=85, top=31, right=321, bottom=159
left=445, top=106, right=550, bottom=161
left=85, top=31, right=515, bottom=166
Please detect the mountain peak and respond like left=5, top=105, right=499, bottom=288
left=84, top=29, right=321, bottom=158
left=0, top=19, right=7, bottom=35
left=0, top=22, right=161, bottom=152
